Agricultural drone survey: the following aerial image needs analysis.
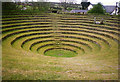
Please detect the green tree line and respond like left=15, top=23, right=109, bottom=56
left=2, top=0, right=50, bottom=13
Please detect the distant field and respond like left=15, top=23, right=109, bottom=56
left=1, top=13, right=119, bottom=80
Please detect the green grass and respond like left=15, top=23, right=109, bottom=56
left=44, top=49, right=77, bottom=57
left=2, top=13, right=119, bottom=80
left=2, top=44, right=118, bottom=80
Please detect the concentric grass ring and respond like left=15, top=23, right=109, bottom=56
left=2, top=14, right=119, bottom=57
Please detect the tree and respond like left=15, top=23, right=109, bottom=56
left=59, top=0, right=76, bottom=10
left=2, top=0, right=50, bottom=14
left=59, top=0, right=76, bottom=3
left=2, top=2, right=17, bottom=12
left=37, top=0, right=50, bottom=12
left=88, top=3, right=105, bottom=14
left=81, top=2, right=90, bottom=10
left=31, top=0, right=50, bottom=12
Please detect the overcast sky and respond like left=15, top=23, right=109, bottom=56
left=2, top=0, right=119, bottom=6
left=49, top=0, right=120, bottom=5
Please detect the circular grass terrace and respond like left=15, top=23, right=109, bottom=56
left=44, top=48, right=77, bottom=57
left=1, top=13, right=119, bottom=80
left=2, top=14, right=119, bottom=56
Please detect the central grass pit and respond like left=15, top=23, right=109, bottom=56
left=44, top=49, right=77, bottom=57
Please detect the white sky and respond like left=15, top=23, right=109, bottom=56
left=49, top=0, right=120, bottom=5
left=5, top=0, right=119, bottom=6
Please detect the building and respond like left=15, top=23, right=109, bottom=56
left=88, top=4, right=95, bottom=10
left=88, top=3, right=119, bottom=15
left=70, top=9, right=88, bottom=14
left=103, top=6, right=117, bottom=15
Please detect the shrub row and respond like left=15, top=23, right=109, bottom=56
left=29, top=40, right=54, bottom=50
left=11, top=32, right=52, bottom=45
left=2, top=26, right=52, bottom=33
left=60, top=29, right=119, bottom=43
left=60, top=26, right=119, bottom=36
left=60, top=39, right=92, bottom=51
left=21, top=36, right=53, bottom=48
left=44, top=48, right=77, bottom=54
left=2, top=30, right=52, bottom=41
left=36, top=43, right=85, bottom=54
left=2, top=17, right=51, bottom=21
left=2, top=15, right=48, bottom=18
left=2, top=20, right=52, bottom=25
left=3, top=23, right=52, bottom=28
left=60, top=22, right=119, bottom=31
left=58, top=35, right=101, bottom=49
left=59, top=32, right=110, bottom=47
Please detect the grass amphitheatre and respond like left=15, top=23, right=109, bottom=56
left=2, top=12, right=119, bottom=80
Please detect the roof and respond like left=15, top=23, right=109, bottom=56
left=103, top=6, right=116, bottom=14
left=70, top=10, right=88, bottom=13
left=91, top=4, right=96, bottom=6
left=89, top=3, right=116, bottom=14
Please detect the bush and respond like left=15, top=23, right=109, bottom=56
left=2, top=2, right=18, bottom=12
left=88, top=3, right=105, bottom=14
